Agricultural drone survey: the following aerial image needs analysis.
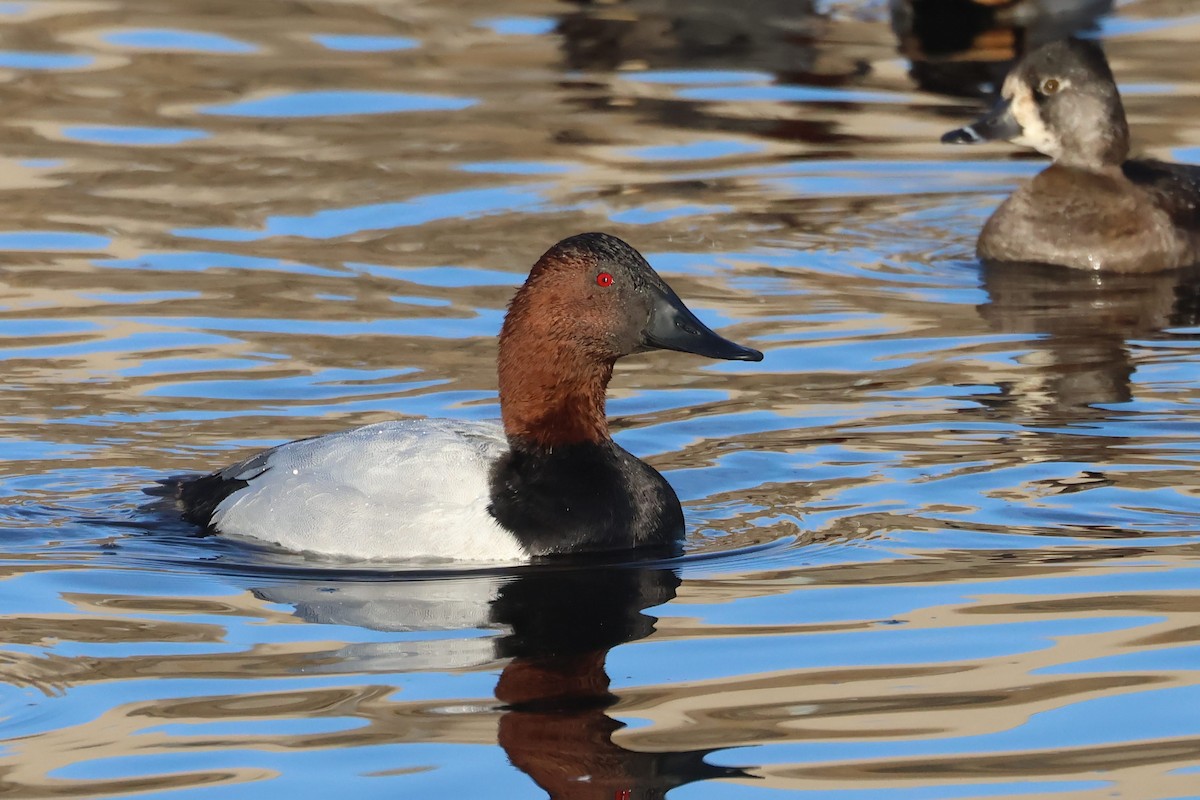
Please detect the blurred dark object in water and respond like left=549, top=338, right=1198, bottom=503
left=557, top=0, right=820, bottom=74
left=976, top=260, right=1200, bottom=418
left=553, top=0, right=876, bottom=146
left=892, top=0, right=1113, bottom=97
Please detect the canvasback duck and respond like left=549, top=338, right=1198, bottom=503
left=164, top=232, right=762, bottom=562
left=942, top=37, right=1200, bottom=272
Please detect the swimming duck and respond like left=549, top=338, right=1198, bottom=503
left=942, top=37, right=1200, bottom=272
left=163, top=232, right=762, bottom=562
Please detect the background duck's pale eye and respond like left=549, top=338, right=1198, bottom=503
left=1042, top=77, right=1061, bottom=94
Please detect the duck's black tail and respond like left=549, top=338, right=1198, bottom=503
left=142, top=472, right=244, bottom=532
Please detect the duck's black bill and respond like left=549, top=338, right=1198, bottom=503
left=942, top=97, right=1021, bottom=144
left=643, top=284, right=763, bottom=362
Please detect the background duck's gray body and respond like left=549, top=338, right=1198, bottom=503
left=980, top=159, right=1200, bottom=272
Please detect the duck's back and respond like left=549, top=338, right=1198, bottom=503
left=1123, top=158, right=1200, bottom=235
left=980, top=162, right=1200, bottom=272
left=179, top=419, right=525, bottom=562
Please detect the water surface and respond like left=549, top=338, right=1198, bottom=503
left=3, top=1, right=1200, bottom=798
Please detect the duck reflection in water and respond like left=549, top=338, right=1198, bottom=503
left=553, top=0, right=860, bottom=149
left=976, top=260, right=1200, bottom=420
left=557, top=0, right=817, bottom=75
left=256, top=564, right=749, bottom=798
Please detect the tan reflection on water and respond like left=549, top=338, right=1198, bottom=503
left=2, top=544, right=1198, bottom=796
left=632, top=570, right=1200, bottom=796
left=0, top=0, right=1197, bottom=471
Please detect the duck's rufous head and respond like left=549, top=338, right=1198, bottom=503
left=498, top=232, right=762, bottom=446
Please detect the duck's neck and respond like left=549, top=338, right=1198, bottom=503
left=490, top=281, right=684, bottom=557
left=497, top=329, right=614, bottom=449
left=486, top=437, right=683, bottom=558
left=1057, top=103, right=1129, bottom=171
left=491, top=324, right=684, bottom=558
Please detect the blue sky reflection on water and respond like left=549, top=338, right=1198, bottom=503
left=310, top=33, right=419, bottom=52
left=62, top=126, right=209, bottom=146
left=200, top=90, right=476, bottom=118
left=102, top=28, right=256, bottom=53
left=174, top=186, right=545, bottom=241
left=0, top=50, right=92, bottom=69
left=0, top=231, right=111, bottom=250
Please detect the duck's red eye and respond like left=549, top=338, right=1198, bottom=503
left=596, top=272, right=614, bottom=287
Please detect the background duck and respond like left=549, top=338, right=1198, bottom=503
left=155, top=232, right=763, bottom=563
left=942, top=37, right=1200, bottom=272
left=891, top=0, right=1112, bottom=99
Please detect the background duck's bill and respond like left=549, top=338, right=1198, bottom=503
left=942, top=97, right=1021, bottom=144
